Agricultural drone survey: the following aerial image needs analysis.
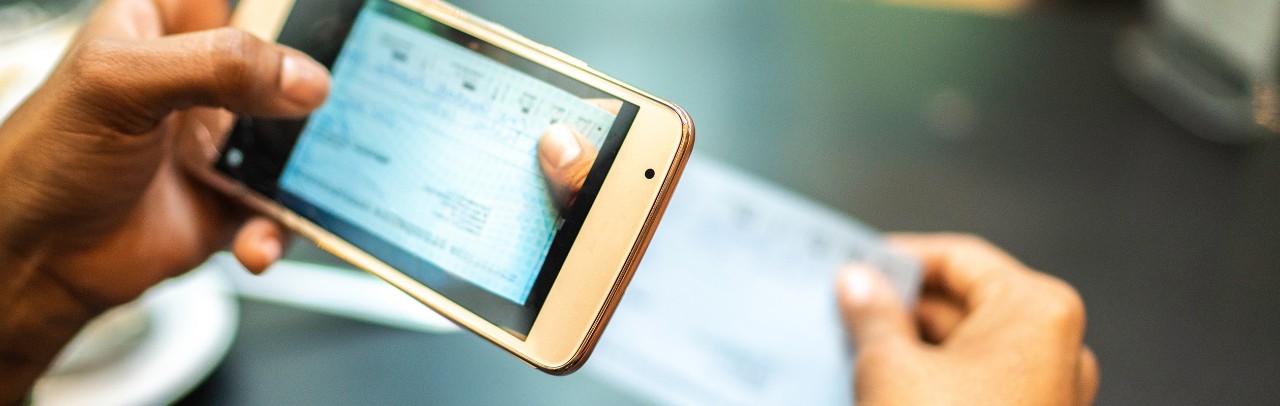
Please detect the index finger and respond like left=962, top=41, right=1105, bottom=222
left=887, top=233, right=1030, bottom=308
left=75, top=0, right=230, bottom=43
left=152, top=0, right=231, bottom=34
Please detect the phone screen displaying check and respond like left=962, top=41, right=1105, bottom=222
left=217, top=0, right=639, bottom=335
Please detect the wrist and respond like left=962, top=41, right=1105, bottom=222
left=0, top=250, right=97, bottom=405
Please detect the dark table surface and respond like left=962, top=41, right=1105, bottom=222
left=184, top=1, right=1280, bottom=404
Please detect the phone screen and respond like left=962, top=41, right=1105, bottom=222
left=217, top=0, right=639, bottom=335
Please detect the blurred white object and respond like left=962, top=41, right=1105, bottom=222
left=33, top=264, right=239, bottom=406
left=47, top=301, right=153, bottom=376
left=1120, top=0, right=1280, bottom=143
left=0, top=0, right=88, bottom=121
left=585, top=158, right=921, bottom=405
left=1158, top=0, right=1279, bottom=77
left=0, top=0, right=89, bottom=41
left=215, top=253, right=460, bottom=333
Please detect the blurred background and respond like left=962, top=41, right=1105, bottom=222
left=4, top=0, right=1280, bottom=404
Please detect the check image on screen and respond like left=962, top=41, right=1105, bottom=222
left=278, top=1, right=619, bottom=305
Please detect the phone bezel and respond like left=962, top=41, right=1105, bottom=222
left=185, top=0, right=693, bottom=373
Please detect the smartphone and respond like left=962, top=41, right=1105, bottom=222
left=181, top=0, right=694, bottom=374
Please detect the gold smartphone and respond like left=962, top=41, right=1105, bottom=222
left=183, top=0, right=693, bottom=374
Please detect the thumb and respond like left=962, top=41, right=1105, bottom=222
left=538, top=124, right=598, bottom=209
left=836, top=263, right=919, bottom=349
left=232, top=216, right=291, bottom=275
left=57, top=28, right=329, bottom=135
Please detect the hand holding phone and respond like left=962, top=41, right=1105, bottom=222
left=0, top=0, right=329, bottom=401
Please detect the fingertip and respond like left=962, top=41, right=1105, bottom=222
left=539, top=124, right=584, bottom=170
left=279, top=48, right=331, bottom=111
left=260, top=237, right=283, bottom=265
left=837, top=263, right=916, bottom=348
left=232, top=218, right=288, bottom=274
left=837, top=263, right=907, bottom=316
left=837, top=263, right=880, bottom=308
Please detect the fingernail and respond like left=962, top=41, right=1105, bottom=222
left=544, top=124, right=582, bottom=168
left=260, top=238, right=283, bottom=262
left=841, top=263, right=878, bottom=306
left=280, top=52, right=329, bottom=107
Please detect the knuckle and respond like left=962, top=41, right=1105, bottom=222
left=1032, top=276, right=1086, bottom=327
left=207, top=28, right=268, bottom=95
left=971, top=272, right=1014, bottom=300
left=66, top=39, right=126, bottom=89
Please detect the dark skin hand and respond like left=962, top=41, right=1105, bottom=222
left=0, top=1, right=595, bottom=402
left=0, top=0, right=326, bottom=402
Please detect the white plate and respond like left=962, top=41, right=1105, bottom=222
left=32, top=263, right=239, bottom=406
left=220, top=253, right=459, bottom=333
left=0, top=13, right=79, bottom=122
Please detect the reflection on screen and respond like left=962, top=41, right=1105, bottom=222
left=278, top=1, right=617, bottom=305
